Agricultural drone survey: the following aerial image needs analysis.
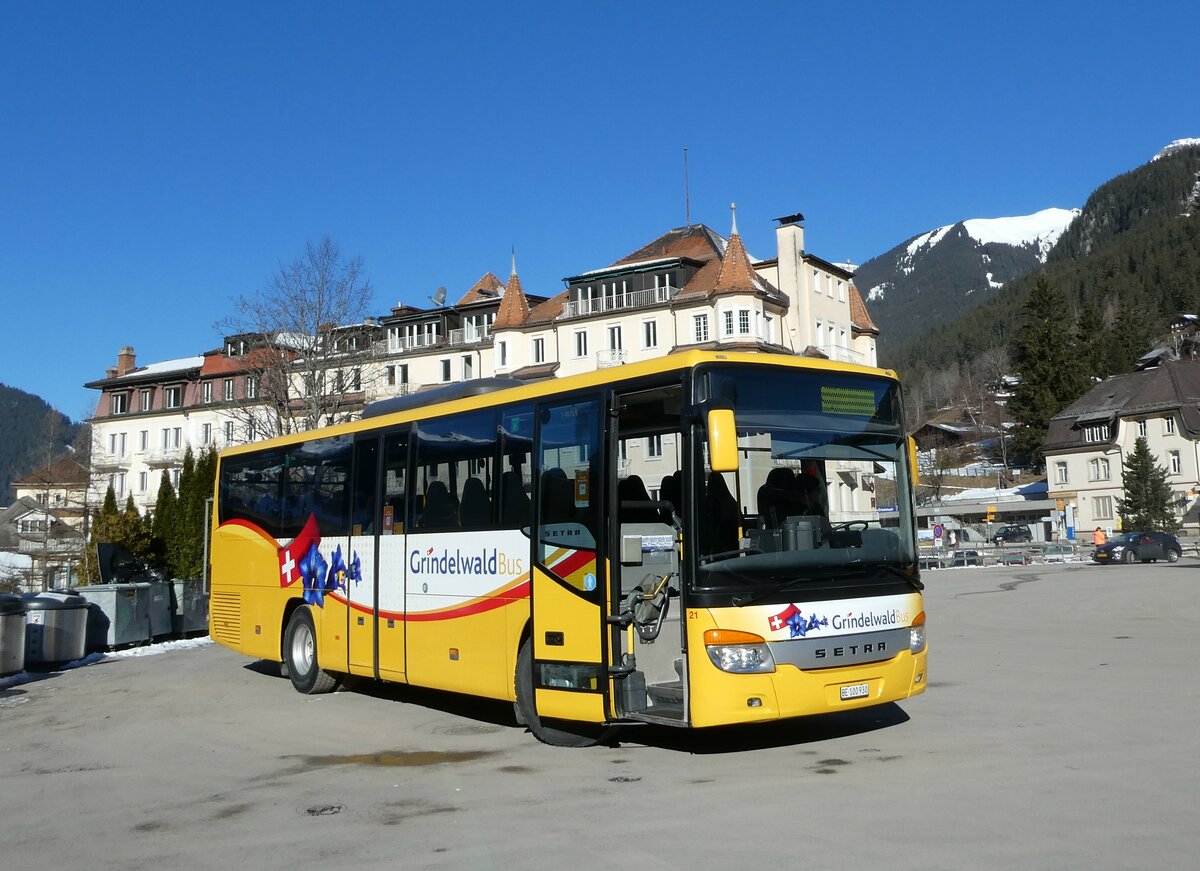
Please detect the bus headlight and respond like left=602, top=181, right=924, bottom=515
left=909, top=611, right=927, bottom=654
left=704, top=629, right=776, bottom=674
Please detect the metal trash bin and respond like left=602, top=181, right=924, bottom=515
left=145, top=578, right=173, bottom=639
left=1, top=593, right=28, bottom=675
left=22, top=592, right=89, bottom=665
left=171, top=579, right=209, bottom=635
left=72, top=584, right=151, bottom=650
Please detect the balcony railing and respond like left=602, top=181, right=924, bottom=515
left=449, top=324, right=492, bottom=346
left=562, top=285, right=677, bottom=319
left=145, top=447, right=184, bottom=467
left=91, top=453, right=127, bottom=472
left=597, top=349, right=628, bottom=368
left=379, top=332, right=443, bottom=355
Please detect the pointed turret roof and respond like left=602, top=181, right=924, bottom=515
left=493, top=269, right=531, bottom=329
left=711, top=218, right=765, bottom=296
left=456, top=272, right=506, bottom=306
left=848, top=284, right=879, bottom=335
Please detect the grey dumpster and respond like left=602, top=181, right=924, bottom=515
left=72, top=584, right=150, bottom=650
left=145, top=578, right=173, bottom=638
left=1, top=593, right=27, bottom=675
left=171, top=579, right=209, bottom=635
left=22, top=592, right=88, bottom=665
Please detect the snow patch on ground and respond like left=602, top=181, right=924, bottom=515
left=0, top=637, right=213, bottom=690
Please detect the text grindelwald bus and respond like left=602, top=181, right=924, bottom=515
left=209, top=351, right=926, bottom=746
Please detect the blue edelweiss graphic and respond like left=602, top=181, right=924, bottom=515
left=300, top=542, right=330, bottom=607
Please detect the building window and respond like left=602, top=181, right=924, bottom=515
left=723, top=310, right=735, bottom=336
left=223, top=379, right=234, bottom=401
left=246, top=376, right=258, bottom=399
left=171, top=469, right=180, bottom=488
left=739, top=309, right=751, bottom=335
left=440, top=359, right=452, bottom=382
left=138, top=430, right=148, bottom=453
left=138, top=471, right=148, bottom=493
left=165, top=386, right=182, bottom=409
left=115, top=472, right=126, bottom=497
left=1083, top=424, right=1110, bottom=443
left=642, top=320, right=658, bottom=349
left=462, top=355, right=473, bottom=381
left=532, top=338, right=546, bottom=364
left=694, top=314, right=709, bottom=343
left=812, top=268, right=821, bottom=294
left=497, top=341, right=508, bottom=369
left=1054, top=461, right=1068, bottom=484
left=837, top=279, right=846, bottom=303
left=1093, top=495, right=1113, bottom=520
left=647, top=435, right=663, bottom=459
left=386, top=365, right=396, bottom=386
left=1137, top=420, right=1147, bottom=437
left=396, top=364, right=408, bottom=386
left=201, top=423, right=212, bottom=444
left=1089, top=458, right=1110, bottom=481
left=607, top=325, right=622, bottom=351
left=1170, top=450, right=1181, bottom=474
left=111, top=393, right=128, bottom=415
left=224, top=421, right=234, bottom=443
left=248, top=420, right=258, bottom=440
left=203, top=382, right=212, bottom=404
left=172, top=427, right=182, bottom=448
left=109, top=433, right=126, bottom=458
left=1165, top=416, right=1176, bottom=435
left=815, top=320, right=824, bottom=350
left=141, top=388, right=152, bottom=411
left=574, top=330, right=588, bottom=358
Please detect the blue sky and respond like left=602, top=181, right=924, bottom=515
left=2, top=1, right=1197, bottom=419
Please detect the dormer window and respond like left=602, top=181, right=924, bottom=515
left=111, top=393, right=129, bottom=415
left=164, top=386, right=182, bottom=409
left=1083, top=424, right=1109, bottom=443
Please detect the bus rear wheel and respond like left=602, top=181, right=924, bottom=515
left=515, top=639, right=612, bottom=748
left=284, top=607, right=340, bottom=695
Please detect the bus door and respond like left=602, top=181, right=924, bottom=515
left=529, top=395, right=612, bottom=722
left=347, top=436, right=380, bottom=676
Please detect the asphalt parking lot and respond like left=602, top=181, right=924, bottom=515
left=2, top=559, right=1198, bottom=871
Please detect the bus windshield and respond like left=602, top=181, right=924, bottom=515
left=693, top=366, right=917, bottom=594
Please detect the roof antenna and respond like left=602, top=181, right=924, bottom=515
left=730, top=201, right=738, bottom=235
left=683, top=147, right=691, bottom=227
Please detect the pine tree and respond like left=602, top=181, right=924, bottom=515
left=83, top=484, right=121, bottom=582
left=174, top=447, right=206, bottom=579
left=1008, top=276, right=1089, bottom=465
left=152, top=471, right=177, bottom=575
left=1117, top=437, right=1180, bottom=532
left=117, top=495, right=154, bottom=560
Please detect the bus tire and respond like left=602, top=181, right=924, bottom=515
left=515, top=638, right=611, bottom=748
left=284, top=607, right=340, bottom=695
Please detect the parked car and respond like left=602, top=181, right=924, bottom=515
left=1092, top=531, right=1182, bottom=564
left=949, top=549, right=983, bottom=567
left=992, top=525, right=1033, bottom=545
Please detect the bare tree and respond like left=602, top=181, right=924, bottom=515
left=217, top=237, right=378, bottom=438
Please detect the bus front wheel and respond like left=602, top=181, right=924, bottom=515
left=515, top=639, right=612, bottom=748
left=284, top=607, right=340, bottom=695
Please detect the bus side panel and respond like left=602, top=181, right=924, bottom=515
left=315, top=596, right=349, bottom=674
left=210, top=522, right=289, bottom=662
left=405, top=605, right=516, bottom=700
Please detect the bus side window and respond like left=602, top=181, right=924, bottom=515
left=500, top=405, right=534, bottom=528
left=413, top=410, right=498, bottom=532
left=382, top=433, right=407, bottom=534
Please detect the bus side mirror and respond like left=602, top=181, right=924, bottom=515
left=908, top=436, right=919, bottom=486
left=707, top=409, right=739, bottom=473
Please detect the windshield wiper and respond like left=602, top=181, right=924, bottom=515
left=859, top=561, right=923, bottom=592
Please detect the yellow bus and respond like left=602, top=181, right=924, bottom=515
left=209, top=351, right=926, bottom=745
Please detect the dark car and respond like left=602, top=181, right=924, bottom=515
left=992, top=525, right=1032, bottom=545
left=1092, top=531, right=1183, bottom=564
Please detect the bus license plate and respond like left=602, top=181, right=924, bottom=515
left=840, top=682, right=869, bottom=700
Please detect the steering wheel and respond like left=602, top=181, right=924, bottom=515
left=832, top=520, right=870, bottom=532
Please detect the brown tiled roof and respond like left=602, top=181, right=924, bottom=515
left=673, top=258, right=722, bottom=301
left=12, top=457, right=89, bottom=488
left=526, top=289, right=569, bottom=326
left=848, top=284, right=879, bottom=335
left=612, top=224, right=726, bottom=267
left=493, top=272, right=531, bottom=329
left=1043, top=361, right=1200, bottom=452
left=456, top=272, right=505, bottom=306
left=510, top=362, right=560, bottom=380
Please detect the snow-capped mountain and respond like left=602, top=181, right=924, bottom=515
left=1152, top=138, right=1200, bottom=162
left=854, top=207, right=1078, bottom=351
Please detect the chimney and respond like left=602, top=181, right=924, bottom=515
left=774, top=213, right=806, bottom=299
left=117, top=346, right=136, bottom=376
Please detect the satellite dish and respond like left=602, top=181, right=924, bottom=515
left=429, top=286, right=447, bottom=307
